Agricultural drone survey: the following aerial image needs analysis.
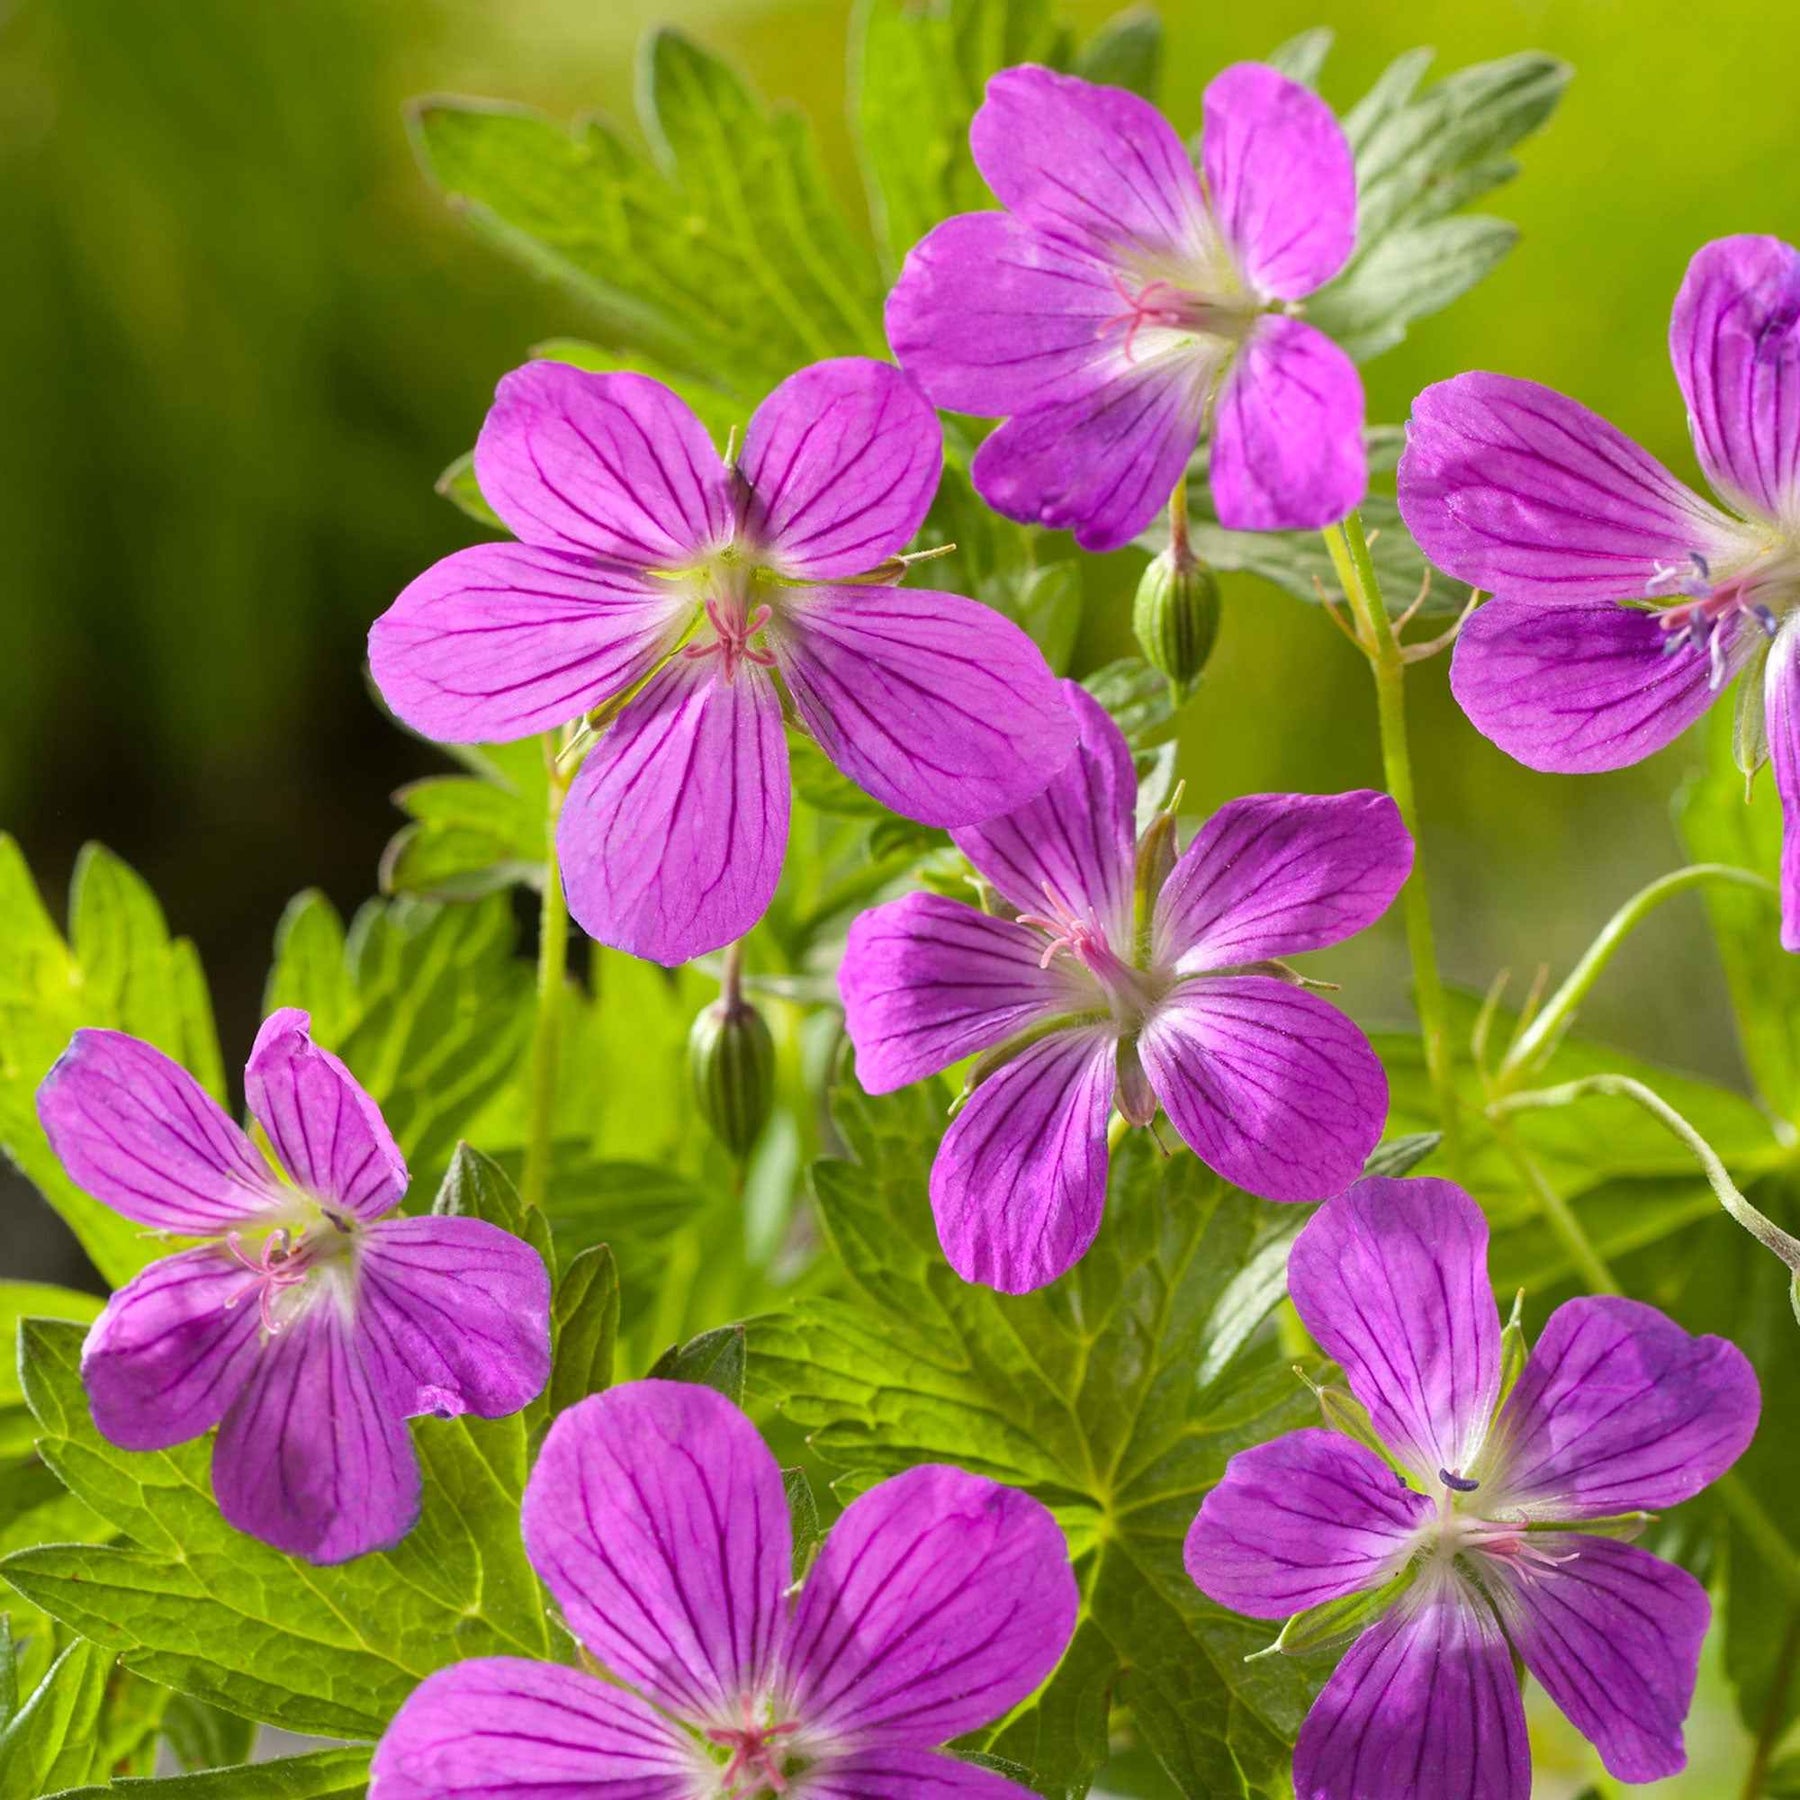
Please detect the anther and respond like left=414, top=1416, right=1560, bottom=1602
left=1439, top=1468, right=1481, bottom=1494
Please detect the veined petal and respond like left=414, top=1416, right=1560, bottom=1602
left=1766, top=619, right=1800, bottom=950
left=952, top=681, right=1137, bottom=939
left=781, top=1464, right=1077, bottom=1745
left=558, top=657, right=789, bottom=967
left=520, top=1381, right=790, bottom=1728
left=81, top=1245, right=264, bottom=1451
left=1479, top=1295, right=1757, bottom=1517
left=213, top=1294, right=419, bottom=1564
left=1488, top=1536, right=1706, bottom=1786
left=1138, top=978, right=1387, bottom=1203
left=797, top=1751, right=1036, bottom=1799
left=1154, top=790, right=1411, bottom=971
left=1450, top=596, right=1746, bottom=774
left=1398, top=373, right=1750, bottom=603
left=840, top=893, right=1089, bottom=1094
left=972, top=358, right=1208, bottom=554
left=930, top=1027, right=1117, bottom=1295
left=1286, top=1177, right=1501, bottom=1488
left=368, top=1657, right=702, bottom=1800
left=776, top=585, right=1076, bottom=828
left=1292, top=1579, right=1530, bottom=1800
left=37, top=1029, right=284, bottom=1234
left=1201, top=63, right=1356, bottom=301
left=368, top=545, right=689, bottom=743
left=1669, top=234, right=1800, bottom=524
left=474, top=363, right=732, bottom=565
left=245, top=1009, right=407, bottom=1220
left=886, top=212, right=1125, bottom=418
left=1210, top=315, right=1365, bottom=531
left=738, top=359, right=941, bottom=578
left=969, top=65, right=1209, bottom=267
left=1184, top=1428, right=1430, bottom=1620
left=354, top=1215, right=551, bottom=1421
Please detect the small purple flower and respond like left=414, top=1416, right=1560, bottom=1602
left=1397, top=235, right=1800, bottom=946
left=369, top=356, right=1077, bottom=966
left=886, top=62, right=1365, bottom=553
left=37, top=1009, right=551, bottom=1564
left=369, top=1379, right=1078, bottom=1799
left=838, top=682, right=1411, bottom=1294
left=1185, top=1177, right=1760, bottom=1800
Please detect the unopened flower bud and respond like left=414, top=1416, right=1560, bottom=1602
left=688, top=996, right=775, bottom=1161
left=1133, top=547, right=1220, bottom=696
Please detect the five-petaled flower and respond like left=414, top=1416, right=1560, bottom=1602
left=838, top=681, right=1411, bottom=1293
left=38, top=1009, right=551, bottom=1564
left=1185, top=1176, right=1759, bottom=1800
left=887, top=62, right=1365, bottom=553
left=369, top=1379, right=1078, bottom=1799
left=1398, top=235, right=1800, bottom=947
left=369, top=355, right=1077, bottom=967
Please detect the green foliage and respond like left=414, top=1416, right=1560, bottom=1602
left=650, top=1323, right=748, bottom=1405
left=748, top=1082, right=1315, bottom=1798
left=547, top=1245, right=620, bottom=1418
left=381, top=738, right=549, bottom=904
left=54, top=1749, right=374, bottom=1800
left=0, top=1637, right=111, bottom=1798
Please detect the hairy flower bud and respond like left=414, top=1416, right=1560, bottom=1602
left=1132, top=547, right=1220, bottom=696
left=688, top=997, right=776, bottom=1160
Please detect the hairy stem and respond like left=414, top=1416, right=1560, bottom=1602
left=1322, top=513, right=1462, bottom=1174
left=521, top=733, right=573, bottom=1214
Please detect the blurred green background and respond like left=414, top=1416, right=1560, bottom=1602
left=3, top=0, right=1794, bottom=1293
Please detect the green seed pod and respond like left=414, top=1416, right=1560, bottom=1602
left=688, top=996, right=776, bottom=1161
left=1132, top=547, right=1220, bottom=695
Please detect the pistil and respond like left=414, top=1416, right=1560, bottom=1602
left=683, top=594, right=777, bottom=684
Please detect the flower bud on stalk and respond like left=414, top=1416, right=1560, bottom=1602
left=1133, top=547, right=1220, bottom=699
left=689, top=944, right=775, bottom=1161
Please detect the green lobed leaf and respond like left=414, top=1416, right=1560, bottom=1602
left=381, top=738, right=549, bottom=904
left=52, top=1748, right=374, bottom=1800
left=747, top=1081, right=1317, bottom=1797
left=0, top=1637, right=110, bottom=1798
left=547, top=1244, right=619, bottom=1418
left=649, top=1323, right=747, bottom=1407
left=1070, top=6, right=1162, bottom=100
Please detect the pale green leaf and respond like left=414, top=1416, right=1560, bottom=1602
left=0, top=1637, right=109, bottom=1798
left=53, top=1748, right=372, bottom=1800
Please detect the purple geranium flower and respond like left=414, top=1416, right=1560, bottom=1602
left=838, top=682, right=1411, bottom=1293
left=369, top=356, right=1077, bottom=966
left=369, top=1379, right=1078, bottom=1798
left=1398, top=235, right=1800, bottom=946
left=886, top=62, right=1365, bottom=553
left=1186, top=1177, right=1760, bottom=1800
left=37, top=1009, right=551, bottom=1564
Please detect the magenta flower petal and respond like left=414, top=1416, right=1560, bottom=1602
left=1184, top=1428, right=1430, bottom=1620
left=245, top=1008, right=407, bottom=1220
left=1210, top=315, right=1365, bottom=531
left=781, top=1463, right=1077, bottom=1746
left=737, top=359, right=942, bottom=579
left=368, top=1657, right=700, bottom=1800
left=1450, top=595, right=1747, bottom=774
left=558, top=657, right=789, bottom=967
left=212, top=1296, right=419, bottom=1564
left=520, top=1382, right=789, bottom=1726
left=1287, top=1178, right=1501, bottom=1487
left=80, top=1245, right=264, bottom=1451
left=952, top=681, right=1136, bottom=933
left=1398, top=372, right=1749, bottom=604
left=839, top=893, right=1085, bottom=1094
left=355, top=1214, right=551, bottom=1420
left=37, top=1028, right=284, bottom=1233
left=777, top=584, right=1077, bottom=828
left=1153, top=790, right=1411, bottom=971
left=474, top=363, right=732, bottom=565
left=968, top=65, right=1207, bottom=265
left=930, top=1027, right=1117, bottom=1295
left=368, top=545, right=688, bottom=744
left=1200, top=62, right=1356, bottom=302
left=801, top=1750, right=1039, bottom=1798
left=970, top=362, right=1206, bottom=553
left=1292, top=1585, right=1530, bottom=1800
left=1137, top=977, right=1387, bottom=1203
left=884, top=212, right=1121, bottom=418
left=1766, top=622, right=1800, bottom=950
left=1490, top=1535, right=1707, bottom=1786
left=1669, top=234, right=1800, bottom=523
left=1481, top=1295, right=1757, bottom=1517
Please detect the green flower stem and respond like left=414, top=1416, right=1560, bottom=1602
left=1321, top=512, right=1462, bottom=1175
left=1498, top=864, right=1775, bottom=1085
left=521, top=732, right=574, bottom=1214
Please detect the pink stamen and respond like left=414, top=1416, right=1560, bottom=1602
left=1017, top=880, right=1115, bottom=973
left=682, top=596, right=777, bottom=683
left=705, top=1694, right=800, bottom=1797
left=1097, top=272, right=1186, bottom=364
left=222, top=1228, right=311, bottom=1335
